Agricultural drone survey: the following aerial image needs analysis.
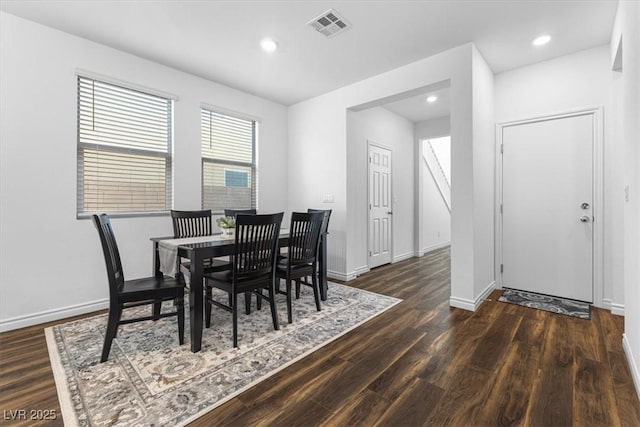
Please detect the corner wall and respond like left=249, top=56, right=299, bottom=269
left=470, top=46, right=496, bottom=301
left=612, top=0, right=640, bottom=398
left=289, top=43, right=495, bottom=309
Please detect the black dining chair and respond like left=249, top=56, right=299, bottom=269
left=171, top=209, right=212, bottom=237
left=306, top=208, right=332, bottom=300
left=93, top=214, right=185, bottom=363
left=170, top=209, right=231, bottom=273
left=276, top=211, right=325, bottom=323
left=223, top=208, right=257, bottom=218
left=204, top=212, right=284, bottom=347
left=220, top=209, right=257, bottom=311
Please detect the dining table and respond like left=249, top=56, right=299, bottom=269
left=151, top=230, right=328, bottom=353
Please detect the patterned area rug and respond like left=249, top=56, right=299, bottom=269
left=45, top=283, right=400, bottom=426
left=498, top=288, right=591, bottom=319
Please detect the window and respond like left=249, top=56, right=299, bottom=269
left=224, top=169, right=249, bottom=188
left=77, top=76, right=173, bottom=216
left=201, top=109, right=256, bottom=213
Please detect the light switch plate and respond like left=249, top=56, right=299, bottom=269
left=323, top=194, right=334, bottom=203
left=625, top=185, right=630, bottom=202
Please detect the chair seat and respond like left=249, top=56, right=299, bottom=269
left=119, top=276, right=184, bottom=301
left=276, top=257, right=313, bottom=273
left=181, top=257, right=231, bottom=273
left=205, top=270, right=272, bottom=290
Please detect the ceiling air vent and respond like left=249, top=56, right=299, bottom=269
left=307, top=9, right=351, bottom=38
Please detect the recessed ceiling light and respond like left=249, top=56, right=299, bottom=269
left=260, top=38, right=278, bottom=53
left=532, top=34, right=551, bottom=46
left=426, top=95, right=438, bottom=103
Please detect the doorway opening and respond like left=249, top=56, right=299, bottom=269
left=346, top=80, right=452, bottom=274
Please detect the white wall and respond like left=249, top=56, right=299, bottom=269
left=346, top=107, right=415, bottom=274
left=471, top=46, right=496, bottom=299
left=415, top=116, right=452, bottom=253
left=416, top=116, right=451, bottom=139
left=0, top=12, right=288, bottom=331
left=289, top=43, right=496, bottom=310
left=612, top=0, right=640, bottom=398
left=494, top=45, right=618, bottom=310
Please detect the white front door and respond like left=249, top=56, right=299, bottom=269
left=501, top=113, right=594, bottom=302
left=369, top=143, right=392, bottom=268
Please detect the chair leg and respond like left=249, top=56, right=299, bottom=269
left=177, top=296, right=185, bottom=345
left=268, top=283, right=280, bottom=331
left=205, top=287, right=212, bottom=328
left=256, top=288, right=263, bottom=311
left=312, top=271, right=321, bottom=312
left=286, top=279, right=293, bottom=323
left=232, top=291, right=238, bottom=347
left=296, top=279, right=301, bottom=299
left=245, top=291, right=251, bottom=315
left=152, top=301, right=162, bottom=320
left=101, top=305, right=120, bottom=363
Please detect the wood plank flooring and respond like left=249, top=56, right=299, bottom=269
left=1, top=246, right=639, bottom=426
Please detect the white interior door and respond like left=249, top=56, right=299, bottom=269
left=369, top=144, right=392, bottom=268
left=502, top=113, right=594, bottom=302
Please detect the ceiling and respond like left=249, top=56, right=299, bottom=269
left=384, top=88, right=451, bottom=123
left=1, top=1, right=617, bottom=108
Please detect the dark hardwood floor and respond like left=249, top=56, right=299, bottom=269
left=1, top=246, right=639, bottom=426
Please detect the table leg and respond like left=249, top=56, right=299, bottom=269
left=189, top=253, right=205, bottom=352
left=152, top=241, right=162, bottom=319
left=319, top=233, right=328, bottom=301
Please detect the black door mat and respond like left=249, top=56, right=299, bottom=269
left=498, top=288, right=591, bottom=319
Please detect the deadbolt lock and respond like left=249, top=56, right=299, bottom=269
left=581, top=202, right=590, bottom=210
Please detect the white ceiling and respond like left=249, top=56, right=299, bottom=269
left=384, top=88, right=451, bottom=123
left=0, top=0, right=617, bottom=107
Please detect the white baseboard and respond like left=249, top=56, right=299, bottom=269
left=327, top=270, right=352, bottom=282
left=623, top=333, right=640, bottom=400
left=450, top=281, right=497, bottom=312
left=0, top=299, right=109, bottom=333
left=353, top=266, right=370, bottom=277
left=327, top=265, right=372, bottom=282
left=449, top=296, right=476, bottom=311
left=602, top=299, right=625, bottom=316
left=418, top=241, right=451, bottom=257
left=611, top=303, right=625, bottom=316
left=393, top=251, right=415, bottom=263
left=327, top=266, right=369, bottom=282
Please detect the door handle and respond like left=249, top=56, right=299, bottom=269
left=579, top=216, right=590, bottom=223
left=387, top=211, right=393, bottom=215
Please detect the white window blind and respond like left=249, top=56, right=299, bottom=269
left=201, top=109, right=256, bottom=213
left=77, top=76, right=173, bottom=216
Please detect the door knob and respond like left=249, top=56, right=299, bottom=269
left=387, top=211, right=393, bottom=215
left=580, top=216, right=590, bottom=223
left=581, top=202, right=590, bottom=209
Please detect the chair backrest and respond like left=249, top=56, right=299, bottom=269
left=233, top=212, right=283, bottom=280
left=93, top=214, right=125, bottom=297
left=288, top=211, right=325, bottom=265
left=308, top=208, right=332, bottom=236
left=171, top=209, right=212, bottom=238
left=224, top=209, right=257, bottom=218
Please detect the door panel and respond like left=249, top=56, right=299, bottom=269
left=369, top=144, right=392, bottom=268
left=502, top=114, right=593, bottom=302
